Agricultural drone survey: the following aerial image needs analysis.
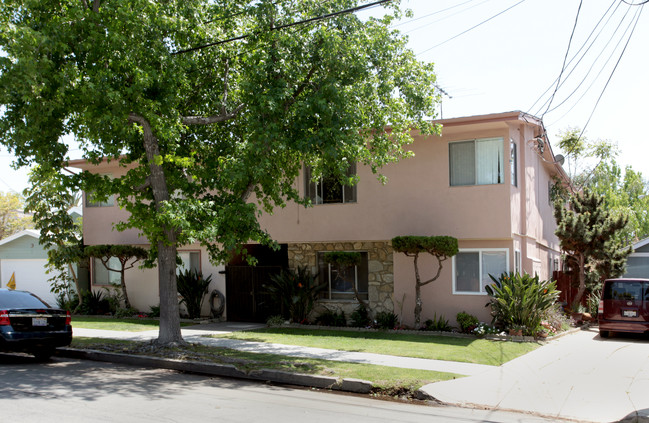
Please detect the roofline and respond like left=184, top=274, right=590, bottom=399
left=434, top=111, right=543, bottom=128
left=0, top=229, right=41, bottom=246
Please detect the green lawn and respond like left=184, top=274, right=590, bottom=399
left=71, top=337, right=461, bottom=392
left=72, top=316, right=193, bottom=332
left=213, top=328, right=539, bottom=366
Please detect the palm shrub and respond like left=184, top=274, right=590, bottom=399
left=177, top=269, right=212, bottom=319
left=265, top=266, right=323, bottom=323
left=486, top=272, right=560, bottom=335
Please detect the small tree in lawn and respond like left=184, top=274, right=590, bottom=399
left=392, top=236, right=458, bottom=327
left=84, top=245, right=148, bottom=310
left=323, top=252, right=366, bottom=309
left=554, top=188, right=630, bottom=310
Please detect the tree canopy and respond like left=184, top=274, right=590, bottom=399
left=0, top=191, right=34, bottom=240
left=0, top=0, right=440, bottom=344
left=553, top=189, right=630, bottom=309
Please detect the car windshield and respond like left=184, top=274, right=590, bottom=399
left=0, top=290, right=51, bottom=309
left=603, top=281, right=649, bottom=301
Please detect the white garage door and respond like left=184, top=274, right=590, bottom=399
left=0, top=259, right=58, bottom=306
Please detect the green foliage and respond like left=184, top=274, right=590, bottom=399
left=177, top=269, right=212, bottom=319
left=391, top=236, right=459, bottom=257
left=80, top=290, right=110, bottom=315
left=375, top=311, right=399, bottom=330
left=148, top=305, right=161, bottom=318
left=55, top=285, right=79, bottom=312
left=0, top=191, right=34, bottom=240
left=315, top=308, right=347, bottom=327
left=391, top=235, right=459, bottom=327
left=114, top=307, right=140, bottom=318
left=485, top=272, right=560, bottom=336
left=323, top=252, right=361, bottom=267
left=103, top=284, right=126, bottom=315
left=350, top=304, right=371, bottom=328
left=266, top=315, right=285, bottom=327
left=0, top=0, right=440, bottom=343
left=455, top=311, right=479, bottom=333
left=554, top=188, right=630, bottom=308
left=422, top=314, right=451, bottom=332
left=265, top=266, right=323, bottom=324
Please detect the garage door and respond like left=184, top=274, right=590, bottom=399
left=0, top=259, right=58, bottom=306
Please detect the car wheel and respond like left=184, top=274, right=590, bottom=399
left=32, top=348, right=55, bottom=361
left=599, top=330, right=609, bottom=339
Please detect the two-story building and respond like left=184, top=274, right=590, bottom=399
left=71, top=111, right=569, bottom=326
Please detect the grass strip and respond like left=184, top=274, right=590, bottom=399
left=213, top=327, right=539, bottom=366
left=72, top=316, right=193, bottom=332
left=71, top=337, right=462, bottom=393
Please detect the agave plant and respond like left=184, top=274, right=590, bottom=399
left=486, top=272, right=560, bottom=335
left=177, top=269, right=212, bottom=319
left=265, top=266, right=324, bottom=323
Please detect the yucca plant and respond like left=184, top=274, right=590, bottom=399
left=486, top=272, right=560, bottom=335
left=177, top=269, right=212, bottom=319
left=265, top=266, right=324, bottom=323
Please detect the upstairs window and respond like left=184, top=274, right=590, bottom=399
left=510, top=139, right=517, bottom=187
left=304, top=163, right=357, bottom=205
left=449, top=137, right=504, bottom=186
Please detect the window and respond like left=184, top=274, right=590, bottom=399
left=178, top=251, right=200, bottom=275
left=510, top=139, right=517, bottom=187
left=514, top=250, right=522, bottom=274
left=449, top=137, right=504, bottom=186
left=317, top=251, right=368, bottom=300
left=93, top=257, right=121, bottom=286
left=304, top=164, right=357, bottom=205
left=86, top=174, right=115, bottom=207
left=453, top=249, right=508, bottom=294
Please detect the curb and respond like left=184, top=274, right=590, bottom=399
left=57, top=347, right=373, bottom=394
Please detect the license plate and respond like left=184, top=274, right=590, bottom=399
left=32, top=317, right=47, bottom=327
left=623, top=310, right=637, bottom=318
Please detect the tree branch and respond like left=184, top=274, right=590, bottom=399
left=92, top=0, right=100, bottom=12
left=419, top=255, right=447, bottom=286
left=221, top=58, right=230, bottom=115
left=181, top=104, right=245, bottom=125
left=241, top=182, right=255, bottom=202
left=80, top=0, right=89, bottom=9
left=284, top=63, right=317, bottom=112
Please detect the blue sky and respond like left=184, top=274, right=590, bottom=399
left=1, top=0, right=647, bottom=193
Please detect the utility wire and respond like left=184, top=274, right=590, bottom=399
left=527, top=0, right=620, bottom=115
left=391, top=0, right=478, bottom=28
left=402, top=0, right=492, bottom=36
left=415, top=0, right=527, bottom=56
left=173, top=0, right=393, bottom=55
left=543, top=3, right=633, bottom=116
left=541, top=0, right=583, bottom=118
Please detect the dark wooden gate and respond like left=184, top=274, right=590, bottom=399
left=225, top=265, right=283, bottom=322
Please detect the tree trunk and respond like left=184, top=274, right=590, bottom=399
left=120, top=270, right=132, bottom=310
left=413, top=254, right=422, bottom=327
left=129, top=113, right=183, bottom=345
left=571, top=254, right=587, bottom=311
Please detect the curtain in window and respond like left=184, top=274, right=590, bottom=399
left=481, top=251, right=507, bottom=291
left=449, top=141, right=476, bottom=186
left=476, top=138, right=504, bottom=185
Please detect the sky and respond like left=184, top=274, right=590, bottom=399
left=1, top=0, right=648, bottom=193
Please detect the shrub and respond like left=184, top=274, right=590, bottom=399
left=114, top=307, right=139, bottom=318
left=422, top=313, right=451, bottom=331
left=456, top=311, right=479, bottom=333
left=349, top=304, right=371, bottom=327
left=148, top=305, right=160, bottom=318
left=265, top=266, right=324, bottom=323
left=315, top=308, right=347, bottom=327
left=56, top=289, right=79, bottom=312
left=266, top=315, right=285, bottom=327
left=177, top=269, right=213, bottom=319
left=473, top=322, right=501, bottom=336
left=486, top=272, right=560, bottom=336
left=375, top=311, right=399, bottom=330
left=80, top=290, right=110, bottom=315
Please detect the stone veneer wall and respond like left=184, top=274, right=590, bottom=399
left=287, top=241, right=394, bottom=319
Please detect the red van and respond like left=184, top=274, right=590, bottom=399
left=598, top=278, right=649, bottom=338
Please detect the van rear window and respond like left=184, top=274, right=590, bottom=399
left=603, top=281, right=649, bottom=301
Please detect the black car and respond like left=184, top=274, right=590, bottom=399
left=0, top=288, right=72, bottom=360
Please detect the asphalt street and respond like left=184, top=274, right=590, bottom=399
left=0, top=355, right=564, bottom=423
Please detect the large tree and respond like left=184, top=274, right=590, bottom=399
left=0, top=191, right=33, bottom=239
left=553, top=189, right=630, bottom=310
left=0, top=1, right=439, bottom=344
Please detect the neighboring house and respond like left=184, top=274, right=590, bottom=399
left=71, top=111, right=569, bottom=325
left=0, top=229, right=58, bottom=305
left=622, top=237, right=649, bottom=279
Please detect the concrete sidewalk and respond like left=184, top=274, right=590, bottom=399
left=72, top=322, right=494, bottom=376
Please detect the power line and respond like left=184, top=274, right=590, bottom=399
left=391, top=0, right=478, bottom=29
left=173, top=0, right=393, bottom=55
left=401, top=0, right=492, bottom=36
left=541, top=0, right=584, bottom=118
left=415, top=0, right=527, bottom=56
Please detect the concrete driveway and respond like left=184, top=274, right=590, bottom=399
left=421, top=328, right=649, bottom=422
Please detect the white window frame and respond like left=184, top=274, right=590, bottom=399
left=514, top=249, right=522, bottom=274
left=304, top=163, right=357, bottom=205
left=452, top=248, right=510, bottom=295
left=177, top=250, right=201, bottom=275
left=449, top=137, right=505, bottom=187
left=510, top=139, right=517, bottom=187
